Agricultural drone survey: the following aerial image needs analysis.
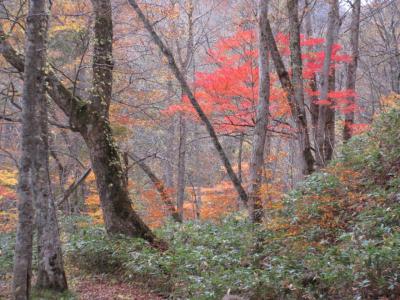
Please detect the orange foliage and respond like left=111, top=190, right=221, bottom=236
left=0, top=170, right=17, bottom=233
left=266, top=163, right=383, bottom=246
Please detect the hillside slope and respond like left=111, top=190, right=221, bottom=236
left=2, top=108, right=399, bottom=299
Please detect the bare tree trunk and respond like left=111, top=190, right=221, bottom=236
left=176, top=2, right=194, bottom=221
left=248, top=0, right=270, bottom=224
left=236, top=133, right=244, bottom=209
left=176, top=112, right=186, bottom=222
left=127, top=0, right=248, bottom=205
left=287, top=0, right=315, bottom=175
left=343, top=0, right=361, bottom=141
left=304, top=0, right=319, bottom=144
left=128, top=153, right=180, bottom=222
left=58, top=168, right=91, bottom=209
left=32, top=1, right=67, bottom=290
left=195, top=186, right=201, bottom=219
left=35, top=97, right=68, bottom=291
left=316, top=0, right=340, bottom=167
left=164, top=81, right=175, bottom=189
left=324, top=72, right=336, bottom=162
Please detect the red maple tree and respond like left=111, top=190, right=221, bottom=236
left=164, top=29, right=358, bottom=134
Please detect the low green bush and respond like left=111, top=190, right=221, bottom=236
left=0, top=232, right=15, bottom=277
left=65, top=206, right=400, bottom=299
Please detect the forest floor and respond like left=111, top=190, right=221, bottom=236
left=0, top=275, right=164, bottom=299
left=73, top=276, right=164, bottom=300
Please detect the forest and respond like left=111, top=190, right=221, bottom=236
left=0, top=0, right=399, bottom=299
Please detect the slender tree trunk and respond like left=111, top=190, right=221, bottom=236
left=195, top=186, right=201, bottom=219
left=316, top=0, right=340, bottom=167
left=164, top=81, right=175, bottom=189
left=287, top=0, right=315, bottom=175
left=248, top=0, right=270, bottom=224
left=237, top=133, right=244, bottom=184
left=176, top=2, right=194, bottom=222
left=128, top=153, right=180, bottom=222
left=324, top=72, right=336, bottom=162
left=176, top=112, right=186, bottom=221
left=343, top=0, right=361, bottom=141
left=236, top=133, right=244, bottom=209
left=127, top=0, right=248, bottom=205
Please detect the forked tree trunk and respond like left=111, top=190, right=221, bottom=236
left=81, top=0, right=162, bottom=246
left=248, top=0, right=271, bottom=223
left=264, top=7, right=315, bottom=176
left=287, top=0, right=315, bottom=175
left=316, top=0, right=340, bottom=168
left=343, top=0, right=361, bottom=141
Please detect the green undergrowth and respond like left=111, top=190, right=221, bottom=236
left=31, top=288, right=76, bottom=300
left=0, top=233, right=15, bottom=277
left=1, top=108, right=399, bottom=299
left=64, top=107, right=400, bottom=299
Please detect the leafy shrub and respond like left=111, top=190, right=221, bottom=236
left=0, top=232, right=15, bottom=277
left=66, top=108, right=400, bottom=299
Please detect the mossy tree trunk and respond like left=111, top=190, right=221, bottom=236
left=0, top=1, right=162, bottom=247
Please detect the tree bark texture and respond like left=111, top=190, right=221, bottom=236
left=343, top=0, right=361, bottom=141
left=13, top=0, right=67, bottom=298
left=315, top=0, right=340, bottom=168
left=176, top=113, right=186, bottom=222
left=236, top=133, right=244, bottom=209
left=304, top=1, right=320, bottom=143
left=35, top=94, right=68, bottom=291
left=248, top=0, right=271, bottom=223
left=11, top=0, right=40, bottom=293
